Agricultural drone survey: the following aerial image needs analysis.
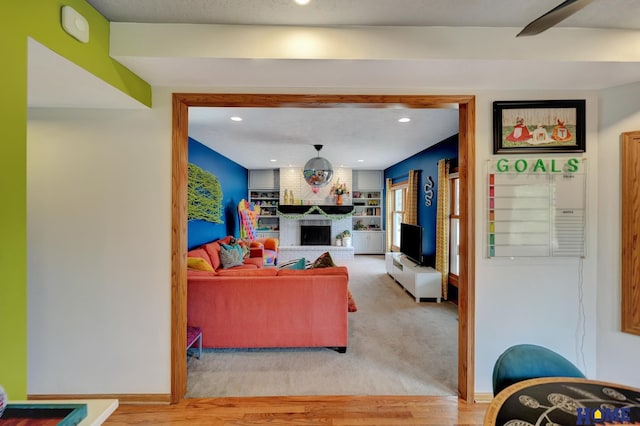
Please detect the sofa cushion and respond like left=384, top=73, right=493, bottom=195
left=216, top=268, right=278, bottom=277
left=277, top=266, right=348, bottom=277
left=220, top=244, right=244, bottom=268
left=187, top=269, right=217, bottom=278
left=242, top=257, right=263, bottom=268
left=188, top=247, right=212, bottom=266
left=203, top=242, right=223, bottom=270
left=187, top=257, right=214, bottom=272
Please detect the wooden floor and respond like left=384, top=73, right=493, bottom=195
left=105, top=396, right=488, bottom=425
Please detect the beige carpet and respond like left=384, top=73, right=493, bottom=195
left=186, top=255, right=458, bottom=397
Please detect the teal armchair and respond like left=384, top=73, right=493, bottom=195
left=492, top=344, right=586, bottom=396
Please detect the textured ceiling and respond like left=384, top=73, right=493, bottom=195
left=31, top=0, right=640, bottom=169
left=86, top=0, right=640, bottom=30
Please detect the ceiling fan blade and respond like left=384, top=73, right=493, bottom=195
left=517, top=0, right=595, bottom=37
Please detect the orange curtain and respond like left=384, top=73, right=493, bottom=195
left=405, top=170, right=419, bottom=225
left=385, top=178, right=393, bottom=252
left=435, top=159, right=449, bottom=300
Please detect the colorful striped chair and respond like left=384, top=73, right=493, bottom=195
left=238, top=199, right=279, bottom=266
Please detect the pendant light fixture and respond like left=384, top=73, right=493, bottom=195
left=303, top=144, right=333, bottom=193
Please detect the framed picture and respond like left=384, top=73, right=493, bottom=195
left=493, top=99, right=586, bottom=154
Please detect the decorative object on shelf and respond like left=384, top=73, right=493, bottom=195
left=330, top=178, right=349, bottom=206
left=303, top=144, right=333, bottom=193
left=188, top=163, right=223, bottom=223
left=341, top=230, right=352, bottom=247
left=354, top=220, right=367, bottom=230
left=277, top=205, right=355, bottom=219
left=335, top=233, right=343, bottom=246
left=493, top=99, right=586, bottom=154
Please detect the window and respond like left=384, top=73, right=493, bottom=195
left=449, top=174, right=460, bottom=286
left=390, top=183, right=407, bottom=251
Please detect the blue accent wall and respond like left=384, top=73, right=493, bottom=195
left=188, top=137, right=248, bottom=249
left=384, top=134, right=458, bottom=264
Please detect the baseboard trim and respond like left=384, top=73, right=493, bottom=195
left=28, top=393, right=171, bottom=404
left=474, top=392, right=494, bottom=403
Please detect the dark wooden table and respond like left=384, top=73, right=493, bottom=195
left=484, top=377, right=640, bottom=425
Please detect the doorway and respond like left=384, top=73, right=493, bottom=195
left=170, top=94, right=476, bottom=402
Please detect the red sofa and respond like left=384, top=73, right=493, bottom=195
left=186, top=239, right=350, bottom=352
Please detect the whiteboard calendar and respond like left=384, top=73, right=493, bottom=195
left=487, top=157, right=586, bottom=258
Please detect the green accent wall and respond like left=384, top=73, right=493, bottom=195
left=0, top=0, right=151, bottom=399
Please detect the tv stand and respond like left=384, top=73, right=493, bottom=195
left=385, top=252, right=442, bottom=303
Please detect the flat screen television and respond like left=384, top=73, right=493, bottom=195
left=400, top=222, right=423, bottom=265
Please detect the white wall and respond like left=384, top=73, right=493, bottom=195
left=27, top=85, right=633, bottom=396
left=473, top=91, right=600, bottom=394
left=27, top=105, right=171, bottom=394
left=596, top=81, right=640, bottom=386
left=280, top=166, right=353, bottom=206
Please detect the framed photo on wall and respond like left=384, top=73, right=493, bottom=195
left=493, top=99, right=586, bottom=154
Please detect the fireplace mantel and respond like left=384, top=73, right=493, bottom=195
left=278, top=205, right=354, bottom=216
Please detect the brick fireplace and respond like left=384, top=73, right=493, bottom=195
left=278, top=213, right=354, bottom=263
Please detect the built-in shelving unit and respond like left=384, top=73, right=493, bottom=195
left=351, top=170, right=384, bottom=254
left=352, top=191, right=382, bottom=230
left=248, top=169, right=280, bottom=239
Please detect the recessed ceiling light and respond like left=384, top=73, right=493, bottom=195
left=398, top=117, right=411, bottom=123
left=294, top=0, right=311, bottom=5
left=357, top=159, right=364, bottom=162
left=270, top=159, right=277, bottom=162
left=230, top=116, right=243, bottom=122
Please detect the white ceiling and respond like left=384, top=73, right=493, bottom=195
left=86, top=0, right=640, bottom=29
left=31, top=0, right=640, bottom=169
left=189, top=106, right=459, bottom=169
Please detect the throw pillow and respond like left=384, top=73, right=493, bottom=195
left=237, top=239, right=251, bottom=258
left=222, top=242, right=243, bottom=256
left=312, top=251, right=337, bottom=269
left=279, top=257, right=306, bottom=270
left=219, top=245, right=244, bottom=269
left=187, top=257, right=214, bottom=271
left=347, top=289, right=358, bottom=312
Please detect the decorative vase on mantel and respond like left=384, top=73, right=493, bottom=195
left=336, top=194, right=343, bottom=205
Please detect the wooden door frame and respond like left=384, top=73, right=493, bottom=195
left=171, top=93, right=476, bottom=402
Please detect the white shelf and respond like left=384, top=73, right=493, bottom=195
left=249, top=185, right=280, bottom=238
left=351, top=175, right=383, bottom=253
